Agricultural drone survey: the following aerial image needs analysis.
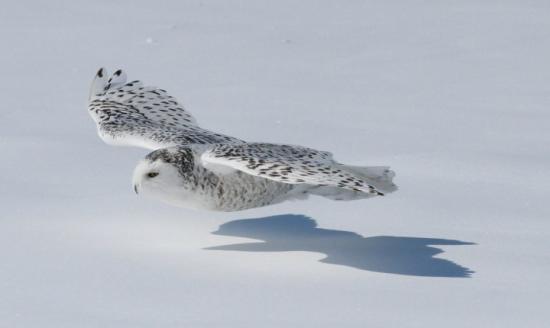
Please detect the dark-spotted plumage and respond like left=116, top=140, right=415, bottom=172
left=202, top=143, right=385, bottom=195
left=88, top=68, right=243, bottom=149
left=89, top=68, right=397, bottom=211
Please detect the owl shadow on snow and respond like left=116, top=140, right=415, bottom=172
left=205, top=214, right=475, bottom=277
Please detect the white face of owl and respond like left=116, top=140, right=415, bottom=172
left=132, top=158, right=185, bottom=199
left=131, top=151, right=211, bottom=210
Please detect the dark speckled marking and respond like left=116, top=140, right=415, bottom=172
left=206, top=143, right=383, bottom=195
left=88, top=69, right=387, bottom=203
left=88, top=69, right=244, bottom=147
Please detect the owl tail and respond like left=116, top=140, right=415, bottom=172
left=304, top=165, right=397, bottom=201
left=338, top=165, right=398, bottom=194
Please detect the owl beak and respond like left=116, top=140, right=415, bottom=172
left=133, top=184, right=139, bottom=194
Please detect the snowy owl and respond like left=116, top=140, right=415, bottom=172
left=88, top=68, right=397, bottom=211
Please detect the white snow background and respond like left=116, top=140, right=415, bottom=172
left=1, top=1, right=549, bottom=327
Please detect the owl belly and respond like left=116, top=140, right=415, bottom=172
left=207, top=172, right=298, bottom=212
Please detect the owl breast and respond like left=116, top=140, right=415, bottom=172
left=193, top=169, right=298, bottom=212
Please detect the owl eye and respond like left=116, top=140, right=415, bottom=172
left=147, top=172, right=159, bottom=178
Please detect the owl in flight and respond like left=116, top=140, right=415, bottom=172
left=88, top=68, right=397, bottom=211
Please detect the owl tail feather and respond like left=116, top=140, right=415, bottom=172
left=339, top=165, right=398, bottom=194
left=304, top=165, right=397, bottom=201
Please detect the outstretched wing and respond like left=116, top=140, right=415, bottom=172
left=88, top=68, right=243, bottom=150
left=201, top=143, right=386, bottom=195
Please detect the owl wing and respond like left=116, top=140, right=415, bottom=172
left=201, top=143, right=387, bottom=195
left=88, top=68, right=242, bottom=150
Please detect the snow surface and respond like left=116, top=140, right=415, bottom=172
left=1, top=1, right=549, bottom=327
